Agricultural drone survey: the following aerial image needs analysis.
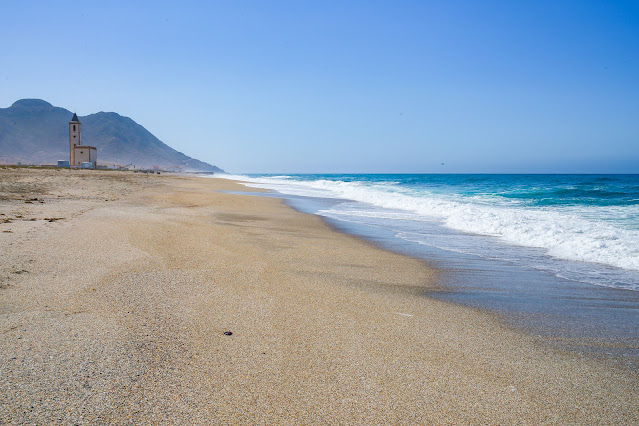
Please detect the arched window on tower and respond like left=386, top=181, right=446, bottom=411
left=73, top=125, right=76, bottom=131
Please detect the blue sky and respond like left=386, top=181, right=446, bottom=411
left=1, top=0, right=638, bottom=173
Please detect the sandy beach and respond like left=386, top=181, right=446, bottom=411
left=1, top=167, right=638, bottom=424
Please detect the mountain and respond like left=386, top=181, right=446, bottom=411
left=0, top=99, right=224, bottom=172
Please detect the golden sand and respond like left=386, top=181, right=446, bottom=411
left=1, top=168, right=637, bottom=424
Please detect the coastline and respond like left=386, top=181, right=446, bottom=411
left=1, top=168, right=638, bottom=423
left=227, top=176, right=639, bottom=364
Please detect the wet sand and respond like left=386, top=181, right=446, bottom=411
left=1, top=167, right=638, bottom=424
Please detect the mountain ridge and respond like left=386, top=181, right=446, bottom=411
left=0, top=99, right=224, bottom=172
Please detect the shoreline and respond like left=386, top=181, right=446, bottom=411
left=222, top=178, right=639, bottom=366
left=2, top=168, right=638, bottom=423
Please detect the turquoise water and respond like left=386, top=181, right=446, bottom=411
left=231, top=174, right=639, bottom=291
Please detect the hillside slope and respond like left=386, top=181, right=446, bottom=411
left=0, top=99, right=224, bottom=172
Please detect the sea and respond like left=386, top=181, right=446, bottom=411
left=216, top=173, right=639, bottom=363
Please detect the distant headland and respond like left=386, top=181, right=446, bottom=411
left=0, top=99, right=224, bottom=173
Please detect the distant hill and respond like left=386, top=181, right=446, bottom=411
left=0, top=99, right=224, bottom=172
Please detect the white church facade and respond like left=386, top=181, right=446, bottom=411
left=69, top=113, right=97, bottom=168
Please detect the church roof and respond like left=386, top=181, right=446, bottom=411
left=70, top=113, right=80, bottom=123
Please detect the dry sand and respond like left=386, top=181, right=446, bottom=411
left=1, top=167, right=637, bottom=424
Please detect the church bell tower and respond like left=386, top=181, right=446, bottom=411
left=69, top=113, right=81, bottom=166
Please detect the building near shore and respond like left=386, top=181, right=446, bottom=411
left=69, top=113, right=97, bottom=168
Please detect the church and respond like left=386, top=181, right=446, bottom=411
left=69, top=113, right=97, bottom=168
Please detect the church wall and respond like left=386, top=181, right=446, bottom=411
left=69, top=121, right=81, bottom=165
left=73, top=147, right=97, bottom=167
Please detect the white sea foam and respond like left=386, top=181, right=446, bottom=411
left=222, top=175, right=639, bottom=273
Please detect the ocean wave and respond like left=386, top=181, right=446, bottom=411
left=228, top=174, right=639, bottom=272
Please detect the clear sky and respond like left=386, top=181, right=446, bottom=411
left=1, top=0, right=638, bottom=173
